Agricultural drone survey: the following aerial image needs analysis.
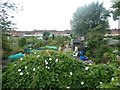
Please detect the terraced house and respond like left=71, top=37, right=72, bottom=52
left=10, top=29, right=71, bottom=37
left=105, top=29, right=120, bottom=36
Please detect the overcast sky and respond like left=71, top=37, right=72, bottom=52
left=10, top=0, right=118, bottom=31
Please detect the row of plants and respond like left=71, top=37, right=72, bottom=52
left=2, top=50, right=120, bottom=88
left=20, top=36, right=71, bottom=49
left=2, top=35, right=71, bottom=58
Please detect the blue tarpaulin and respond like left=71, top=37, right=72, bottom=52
left=8, top=53, right=25, bottom=60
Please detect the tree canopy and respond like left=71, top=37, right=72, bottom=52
left=70, top=2, right=110, bottom=36
left=43, top=31, right=50, bottom=40
left=0, top=0, right=20, bottom=34
left=1, top=0, right=22, bottom=59
left=112, top=0, right=120, bottom=20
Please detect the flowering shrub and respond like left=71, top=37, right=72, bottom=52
left=2, top=50, right=120, bottom=88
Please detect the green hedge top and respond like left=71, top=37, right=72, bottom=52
left=2, top=50, right=119, bottom=88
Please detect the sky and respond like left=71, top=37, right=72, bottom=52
left=10, top=0, right=118, bottom=31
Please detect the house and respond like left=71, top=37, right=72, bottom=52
left=105, top=29, right=120, bottom=36
left=10, top=29, right=71, bottom=37
left=111, top=29, right=119, bottom=36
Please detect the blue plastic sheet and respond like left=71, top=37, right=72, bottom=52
left=8, top=53, right=25, bottom=60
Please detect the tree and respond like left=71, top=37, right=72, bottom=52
left=111, top=0, right=120, bottom=20
left=0, top=0, right=20, bottom=34
left=52, top=34, right=55, bottom=40
left=43, top=31, right=50, bottom=40
left=70, top=2, right=110, bottom=36
left=85, top=24, right=110, bottom=41
left=1, top=0, right=22, bottom=59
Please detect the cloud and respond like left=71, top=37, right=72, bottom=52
left=11, top=0, right=118, bottom=31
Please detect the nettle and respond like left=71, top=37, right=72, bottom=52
left=2, top=50, right=120, bottom=88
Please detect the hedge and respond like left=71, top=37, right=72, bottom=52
left=2, top=50, right=120, bottom=88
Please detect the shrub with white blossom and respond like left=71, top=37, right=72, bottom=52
left=2, top=50, right=120, bottom=88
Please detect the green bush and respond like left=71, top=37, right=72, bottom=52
left=2, top=50, right=120, bottom=88
left=18, top=38, right=27, bottom=48
left=2, top=36, right=12, bottom=59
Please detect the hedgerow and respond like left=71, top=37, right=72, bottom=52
left=2, top=50, right=120, bottom=88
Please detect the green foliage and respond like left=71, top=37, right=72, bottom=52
left=1, top=0, right=22, bottom=59
left=85, top=25, right=109, bottom=40
left=86, top=36, right=111, bottom=64
left=52, top=34, right=55, bottom=40
left=0, top=65, right=2, bottom=90
left=27, top=38, right=45, bottom=49
left=86, top=33, right=120, bottom=65
left=112, top=1, right=120, bottom=20
left=18, top=38, right=27, bottom=48
left=70, top=2, right=110, bottom=36
left=21, top=36, right=70, bottom=49
left=43, top=32, right=50, bottom=40
left=111, top=35, right=120, bottom=39
left=54, top=36, right=70, bottom=46
left=1, top=0, right=22, bottom=33
left=9, top=37, right=21, bottom=53
left=2, top=36, right=12, bottom=59
left=3, top=50, right=120, bottom=88
left=97, top=63, right=120, bottom=88
left=34, top=40, right=45, bottom=48
left=1, top=1, right=16, bottom=32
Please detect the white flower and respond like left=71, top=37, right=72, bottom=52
left=55, top=59, right=58, bottom=62
left=34, top=52, right=36, bottom=54
left=18, top=69, right=21, bottom=72
left=49, top=58, right=52, bottom=60
left=99, top=82, right=103, bottom=84
left=20, top=72, right=23, bottom=75
left=25, top=66, right=27, bottom=69
left=7, top=37, right=10, bottom=39
left=45, top=60, right=48, bottom=64
left=89, top=63, right=92, bottom=65
left=37, top=55, right=40, bottom=58
left=45, top=61, right=48, bottom=65
left=27, top=72, right=29, bottom=74
left=111, top=77, right=114, bottom=81
left=30, top=48, right=32, bottom=49
left=33, top=68, right=35, bottom=71
left=113, top=50, right=118, bottom=53
left=70, top=72, right=73, bottom=75
left=66, top=86, right=70, bottom=89
left=46, top=66, right=48, bottom=68
left=81, top=82, right=84, bottom=85
left=47, top=67, right=50, bottom=69
left=85, top=67, right=89, bottom=70
left=45, top=60, right=48, bottom=65
left=20, top=58, right=23, bottom=60
left=116, top=55, right=120, bottom=60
